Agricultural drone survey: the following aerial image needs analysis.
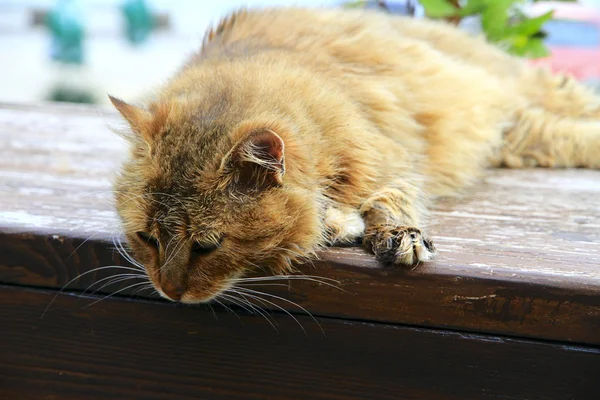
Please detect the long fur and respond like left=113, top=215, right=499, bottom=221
left=111, top=8, right=600, bottom=302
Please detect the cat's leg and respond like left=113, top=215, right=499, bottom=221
left=500, top=108, right=600, bottom=168
left=359, top=182, right=436, bottom=266
left=324, top=206, right=365, bottom=245
left=520, top=69, right=600, bottom=119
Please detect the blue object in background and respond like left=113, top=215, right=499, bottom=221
left=46, top=0, right=84, bottom=64
left=544, top=19, right=600, bottom=48
left=122, top=0, right=155, bottom=45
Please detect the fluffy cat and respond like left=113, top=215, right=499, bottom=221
left=110, top=7, right=600, bottom=302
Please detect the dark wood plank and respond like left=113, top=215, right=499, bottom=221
left=1, top=102, right=600, bottom=344
left=2, top=232, right=600, bottom=346
left=1, top=285, right=599, bottom=400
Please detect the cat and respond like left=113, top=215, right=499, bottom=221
left=110, top=7, right=600, bottom=303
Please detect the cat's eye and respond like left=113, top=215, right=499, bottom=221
left=191, top=237, right=223, bottom=256
left=136, top=231, right=160, bottom=249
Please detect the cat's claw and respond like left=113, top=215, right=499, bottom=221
left=363, top=225, right=436, bottom=267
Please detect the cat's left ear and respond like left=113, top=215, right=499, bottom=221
left=108, top=95, right=153, bottom=141
left=222, top=129, right=285, bottom=192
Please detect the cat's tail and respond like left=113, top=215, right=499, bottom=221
left=500, top=107, right=600, bottom=169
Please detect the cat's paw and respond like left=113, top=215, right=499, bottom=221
left=324, top=207, right=365, bottom=245
left=363, top=225, right=436, bottom=266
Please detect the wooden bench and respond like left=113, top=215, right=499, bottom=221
left=1, top=102, right=599, bottom=400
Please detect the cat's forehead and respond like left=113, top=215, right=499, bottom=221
left=142, top=185, right=225, bottom=230
left=150, top=119, right=233, bottom=180
left=157, top=121, right=227, bottom=155
left=143, top=178, right=212, bottom=208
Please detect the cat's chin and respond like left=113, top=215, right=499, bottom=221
left=179, top=296, right=215, bottom=305
left=156, top=272, right=243, bottom=303
left=156, top=287, right=219, bottom=304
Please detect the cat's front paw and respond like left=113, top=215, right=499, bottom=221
left=363, top=225, right=436, bottom=266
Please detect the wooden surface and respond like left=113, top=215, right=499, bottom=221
left=1, top=102, right=600, bottom=347
left=2, top=285, right=599, bottom=400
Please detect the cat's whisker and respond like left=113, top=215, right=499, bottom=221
left=157, top=234, right=183, bottom=273
left=241, top=259, right=271, bottom=275
left=235, top=282, right=292, bottom=288
left=226, top=288, right=277, bottom=319
left=144, top=191, right=189, bottom=208
left=226, top=290, right=262, bottom=313
left=83, top=272, right=148, bottom=296
left=233, top=294, right=279, bottom=332
left=271, top=246, right=306, bottom=261
left=65, top=213, right=126, bottom=262
left=107, top=192, right=154, bottom=213
left=219, top=293, right=257, bottom=315
left=130, top=284, right=157, bottom=297
left=208, top=303, right=218, bottom=321
left=229, top=286, right=312, bottom=335
left=231, top=274, right=344, bottom=292
left=231, top=274, right=339, bottom=283
left=162, top=235, right=179, bottom=259
left=118, top=191, right=173, bottom=212
left=84, top=281, right=153, bottom=308
left=239, top=295, right=279, bottom=331
left=159, top=236, right=187, bottom=273
left=72, top=186, right=165, bottom=200
left=213, top=298, right=242, bottom=321
left=67, top=231, right=103, bottom=260
left=40, top=265, right=149, bottom=318
left=89, top=275, right=144, bottom=295
left=291, top=273, right=346, bottom=292
left=222, top=289, right=279, bottom=331
left=88, top=274, right=150, bottom=296
left=113, top=235, right=146, bottom=271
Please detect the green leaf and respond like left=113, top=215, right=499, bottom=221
left=481, top=0, right=516, bottom=41
left=508, top=10, right=554, bottom=36
left=521, top=37, right=550, bottom=58
left=502, top=34, right=549, bottom=58
left=419, top=0, right=459, bottom=18
left=343, top=0, right=367, bottom=9
left=505, top=34, right=529, bottom=50
left=458, top=0, right=487, bottom=17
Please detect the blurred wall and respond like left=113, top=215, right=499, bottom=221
left=0, top=1, right=340, bottom=105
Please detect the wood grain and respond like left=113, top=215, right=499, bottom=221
left=2, top=232, right=600, bottom=345
left=2, top=285, right=599, bottom=400
left=1, top=102, right=599, bottom=344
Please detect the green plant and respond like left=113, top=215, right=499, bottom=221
left=346, top=0, right=575, bottom=59
left=420, top=0, right=556, bottom=58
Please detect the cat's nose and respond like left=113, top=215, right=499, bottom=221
left=161, top=282, right=185, bottom=301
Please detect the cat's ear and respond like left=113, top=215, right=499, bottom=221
left=108, top=95, right=153, bottom=140
left=222, top=129, right=285, bottom=192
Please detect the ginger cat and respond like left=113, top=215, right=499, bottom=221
left=110, top=8, right=600, bottom=303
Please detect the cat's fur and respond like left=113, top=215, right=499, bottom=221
left=111, top=8, right=600, bottom=302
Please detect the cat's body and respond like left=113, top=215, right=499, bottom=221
left=111, top=8, right=600, bottom=302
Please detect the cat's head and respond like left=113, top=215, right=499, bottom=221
left=109, top=95, right=322, bottom=303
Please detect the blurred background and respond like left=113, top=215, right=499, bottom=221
left=1, top=0, right=599, bottom=106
